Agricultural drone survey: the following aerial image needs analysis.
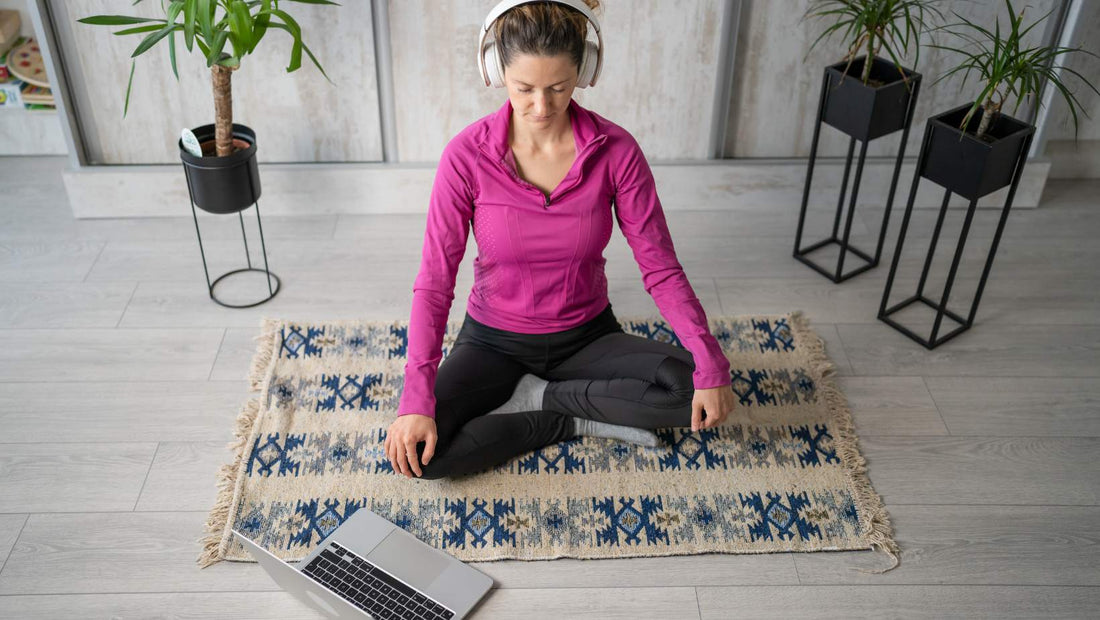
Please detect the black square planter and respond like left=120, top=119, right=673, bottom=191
left=822, top=56, right=919, bottom=141
left=921, top=103, right=1034, bottom=200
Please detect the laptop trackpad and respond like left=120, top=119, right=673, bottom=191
left=366, top=530, right=449, bottom=586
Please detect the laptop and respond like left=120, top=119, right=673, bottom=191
left=232, top=506, right=494, bottom=619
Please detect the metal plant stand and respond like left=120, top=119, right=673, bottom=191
left=185, top=171, right=280, bottom=308
left=878, top=107, right=1035, bottom=349
left=794, top=61, right=922, bottom=282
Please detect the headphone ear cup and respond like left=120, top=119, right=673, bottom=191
left=485, top=43, right=507, bottom=88
left=576, top=40, right=599, bottom=89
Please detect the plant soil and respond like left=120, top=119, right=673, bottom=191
left=199, top=138, right=251, bottom=157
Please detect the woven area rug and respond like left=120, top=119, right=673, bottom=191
left=197, top=311, right=900, bottom=573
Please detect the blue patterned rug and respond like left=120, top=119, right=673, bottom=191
left=198, top=311, right=900, bottom=573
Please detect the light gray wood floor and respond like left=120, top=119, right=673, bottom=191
left=1, top=155, right=1098, bottom=618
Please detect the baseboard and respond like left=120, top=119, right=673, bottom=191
left=62, top=157, right=1051, bottom=219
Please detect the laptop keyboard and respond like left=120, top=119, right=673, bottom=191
left=302, top=541, right=455, bottom=620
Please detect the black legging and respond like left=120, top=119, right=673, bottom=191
left=410, top=303, right=698, bottom=480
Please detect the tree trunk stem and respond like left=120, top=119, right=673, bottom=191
left=862, top=35, right=874, bottom=84
left=212, top=64, right=237, bottom=157
left=977, top=98, right=998, bottom=139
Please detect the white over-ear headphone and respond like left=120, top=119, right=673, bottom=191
left=478, top=0, right=604, bottom=89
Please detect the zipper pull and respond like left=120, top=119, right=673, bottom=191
left=544, top=194, right=550, bottom=209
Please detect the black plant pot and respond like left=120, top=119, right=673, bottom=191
left=179, top=123, right=262, bottom=214
left=921, top=103, right=1034, bottom=201
left=822, top=55, right=919, bottom=142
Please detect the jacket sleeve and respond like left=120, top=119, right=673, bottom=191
left=397, top=139, right=476, bottom=419
left=611, top=134, right=731, bottom=390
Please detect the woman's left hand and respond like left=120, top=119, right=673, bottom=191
left=691, top=385, right=735, bottom=432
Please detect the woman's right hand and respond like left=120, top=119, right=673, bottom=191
left=384, top=414, right=437, bottom=478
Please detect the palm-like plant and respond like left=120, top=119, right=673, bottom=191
left=928, top=0, right=1099, bottom=140
left=801, top=0, right=945, bottom=86
left=78, top=0, right=338, bottom=156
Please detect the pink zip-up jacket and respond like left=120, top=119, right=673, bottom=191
left=397, top=98, right=731, bottom=419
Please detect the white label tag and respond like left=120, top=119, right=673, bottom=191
left=181, top=128, right=203, bottom=157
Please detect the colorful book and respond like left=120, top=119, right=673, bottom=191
left=20, top=83, right=52, bottom=105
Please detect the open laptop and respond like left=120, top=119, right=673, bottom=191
left=232, top=506, right=494, bottom=619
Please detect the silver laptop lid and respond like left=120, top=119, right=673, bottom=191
left=232, top=529, right=366, bottom=619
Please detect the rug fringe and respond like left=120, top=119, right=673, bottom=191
left=787, top=310, right=901, bottom=574
left=196, top=316, right=282, bottom=569
left=249, top=317, right=282, bottom=391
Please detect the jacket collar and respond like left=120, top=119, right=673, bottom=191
left=478, top=98, right=604, bottom=163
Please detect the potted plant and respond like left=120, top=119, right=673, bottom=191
left=801, top=0, right=943, bottom=140
left=878, top=0, right=1099, bottom=348
left=921, top=0, right=1099, bottom=200
left=77, top=0, right=337, bottom=214
left=794, top=0, right=944, bottom=283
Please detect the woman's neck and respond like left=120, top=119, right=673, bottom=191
left=509, top=111, right=573, bottom=154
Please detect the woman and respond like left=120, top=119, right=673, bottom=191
left=385, top=0, right=735, bottom=480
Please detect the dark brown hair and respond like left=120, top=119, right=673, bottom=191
left=493, top=0, right=602, bottom=74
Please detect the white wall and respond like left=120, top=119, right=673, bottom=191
left=51, top=0, right=382, bottom=164
left=723, top=0, right=1059, bottom=159
left=29, top=0, right=1100, bottom=175
left=52, top=0, right=729, bottom=165
left=389, top=0, right=728, bottom=162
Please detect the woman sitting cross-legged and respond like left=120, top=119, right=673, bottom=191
left=384, top=0, right=735, bottom=480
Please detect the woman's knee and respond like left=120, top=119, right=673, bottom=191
left=655, top=357, right=695, bottom=407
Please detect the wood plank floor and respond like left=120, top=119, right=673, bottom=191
left=1, top=155, right=1098, bottom=618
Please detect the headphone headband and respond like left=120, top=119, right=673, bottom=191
left=478, top=0, right=604, bottom=88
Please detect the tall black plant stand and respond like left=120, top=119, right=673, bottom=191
left=878, top=103, right=1035, bottom=348
left=180, top=123, right=280, bottom=309
left=794, top=57, right=922, bottom=282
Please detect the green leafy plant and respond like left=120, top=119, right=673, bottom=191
left=801, top=0, right=945, bottom=86
left=928, top=0, right=1099, bottom=140
left=77, top=0, right=338, bottom=156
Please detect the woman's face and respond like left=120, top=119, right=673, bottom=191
left=503, top=53, right=578, bottom=129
